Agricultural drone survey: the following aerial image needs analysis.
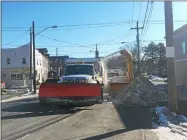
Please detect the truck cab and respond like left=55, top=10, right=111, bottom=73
left=58, top=64, right=103, bottom=84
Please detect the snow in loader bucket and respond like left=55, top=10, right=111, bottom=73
left=39, top=81, right=104, bottom=105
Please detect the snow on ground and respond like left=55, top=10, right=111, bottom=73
left=152, top=106, right=187, bottom=140
left=1, top=93, right=38, bottom=103
left=152, top=126, right=187, bottom=140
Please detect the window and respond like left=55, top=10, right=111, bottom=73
left=11, top=74, right=23, bottom=80
left=3, top=74, right=6, bottom=77
left=37, top=59, right=39, bottom=65
left=182, top=42, right=186, bottom=54
left=22, top=57, right=26, bottom=64
left=17, top=74, right=23, bottom=80
left=7, top=57, right=10, bottom=64
left=11, top=74, right=17, bottom=80
left=64, top=65, right=94, bottom=76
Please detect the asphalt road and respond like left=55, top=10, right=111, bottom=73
left=1, top=97, right=83, bottom=140
left=1, top=96, right=158, bottom=140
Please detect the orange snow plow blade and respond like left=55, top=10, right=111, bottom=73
left=39, top=83, right=103, bottom=105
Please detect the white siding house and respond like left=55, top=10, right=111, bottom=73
left=2, top=44, right=49, bottom=88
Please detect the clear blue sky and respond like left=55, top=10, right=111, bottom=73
left=2, top=2, right=187, bottom=58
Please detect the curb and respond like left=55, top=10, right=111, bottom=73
left=1, top=92, right=38, bottom=102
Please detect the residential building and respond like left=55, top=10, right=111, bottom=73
left=2, top=44, right=49, bottom=88
left=48, top=56, right=69, bottom=78
left=173, top=24, right=187, bottom=88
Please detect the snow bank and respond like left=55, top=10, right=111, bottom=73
left=154, top=106, right=187, bottom=124
left=152, top=106, right=187, bottom=140
left=116, top=76, right=168, bottom=106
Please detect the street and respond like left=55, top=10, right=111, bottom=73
left=2, top=96, right=158, bottom=140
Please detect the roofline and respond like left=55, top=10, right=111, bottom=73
left=66, top=64, right=94, bottom=66
left=173, top=24, right=187, bottom=36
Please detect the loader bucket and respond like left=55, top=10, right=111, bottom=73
left=108, top=82, right=130, bottom=98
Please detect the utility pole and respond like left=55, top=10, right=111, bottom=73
left=29, top=28, right=33, bottom=92
left=32, top=21, right=36, bottom=93
left=56, top=48, right=58, bottom=78
left=56, top=48, right=58, bottom=56
left=131, top=21, right=143, bottom=76
left=95, top=44, right=99, bottom=58
left=159, top=44, right=162, bottom=77
left=164, top=1, right=178, bottom=112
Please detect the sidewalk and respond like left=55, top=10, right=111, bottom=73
left=1, top=90, right=39, bottom=103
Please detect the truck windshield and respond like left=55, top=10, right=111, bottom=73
left=64, top=65, right=94, bottom=76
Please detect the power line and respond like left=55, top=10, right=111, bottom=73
left=141, top=1, right=154, bottom=41
left=2, top=23, right=129, bottom=32
left=46, top=23, right=129, bottom=31
left=138, top=2, right=142, bottom=21
left=38, top=34, right=95, bottom=49
left=131, top=1, right=135, bottom=27
left=141, top=1, right=150, bottom=36
left=3, top=29, right=29, bottom=45
left=2, top=21, right=131, bottom=29
left=96, top=30, right=134, bottom=45
left=3, top=20, right=187, bottom=31
left=2, top=40, right=165, bottom=48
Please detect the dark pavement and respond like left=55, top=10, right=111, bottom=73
left=1, top=95, right=157, bottom=140
left=1, top=97, right=82, bottom=140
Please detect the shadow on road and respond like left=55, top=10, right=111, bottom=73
left=114, top=104, right=153, bottom=130
left=77, top=104, right=153, bottom=140
left=80, top=128, right=128, bottom=140
left=1, top=102, right=92, bottom=120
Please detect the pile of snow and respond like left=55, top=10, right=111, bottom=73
left=151, top=106, right=187, bottom=140
left=117, top=76, right=168, bottom=106
left=148, top=75, right=167, bottom=82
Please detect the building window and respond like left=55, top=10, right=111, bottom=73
left=37, top=59, right=39, bottom=65
left=22, top=57, right=26, bottom=64
left=11, top=74, right=17, bottom=80
left=7, top=57, right=10, bottom=64
left=182, top=42, right=186, bottom=54
left=40, top=60, right=41, bottom=66
left=17, top=74, right=23, bottom=80
left=3, top=74, right=6, bottom=77
left=11, top=74, right=23, bottom=80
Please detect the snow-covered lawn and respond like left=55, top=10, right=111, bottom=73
left=151, top=106, right=187, bottom=140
